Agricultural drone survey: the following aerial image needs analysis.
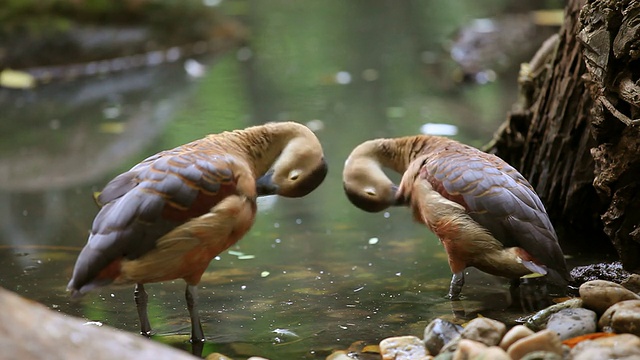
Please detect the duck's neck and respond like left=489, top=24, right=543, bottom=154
left=351, top=135, right=452, bottom=174
left=223, top=122, right=319, bottom=176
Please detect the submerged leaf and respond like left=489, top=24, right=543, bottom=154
left=99, top=122, right=125, bottom=134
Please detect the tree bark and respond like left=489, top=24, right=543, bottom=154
left=487, top=0, right=640, bottom=272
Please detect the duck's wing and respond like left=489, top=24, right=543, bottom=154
left=68, top=142, right=251, bottom=295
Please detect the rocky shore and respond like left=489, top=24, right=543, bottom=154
left=318, top=277, right=640, bottom=360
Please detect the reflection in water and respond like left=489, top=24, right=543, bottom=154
left=0, top=1, right=566, bottom=359
left=0, top=62, right=200, bottom=192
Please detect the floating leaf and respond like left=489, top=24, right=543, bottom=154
left=563, top=332, right=616, bottom=348
left=362, top=345, right=380, bottom=353
left=99, top=122, right=125, bottom=134
left=272, top=328, right=299, bottom=338
left=0, top=69, right=36, bottom=89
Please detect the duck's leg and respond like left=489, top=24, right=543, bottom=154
left=134, top=283, right=152, bottom=337
left=517, top=275, right=551, bottom=312
left=448, top=272, right=465, bottom=300
left=185, top=284, right=205, bottom=343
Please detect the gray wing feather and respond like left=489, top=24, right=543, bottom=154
left=424, top=147, right=570, bottom=284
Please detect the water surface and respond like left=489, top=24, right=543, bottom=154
left=0, top=1, right=566, bottom=358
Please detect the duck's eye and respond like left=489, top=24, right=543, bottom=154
left=289, top=169, right=301, bottom=181
left=364, top=186, right=376, bottom=196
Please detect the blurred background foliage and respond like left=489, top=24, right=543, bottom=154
left=0, top=0, right=234, bottom=68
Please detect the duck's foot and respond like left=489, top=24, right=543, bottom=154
left=447, top=272, right=465, bottom=300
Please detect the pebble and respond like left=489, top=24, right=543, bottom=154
left=620, top=273, right=640, bottom=293
left=206, top=354, right=233, bottom=360
left=598, top=299, right=640, bottom=336
left=423, top=318, right=463, bottom=355
left=506, top=329, right=563, bottom=360
left=545, top=308, right=597, bottom=340
left=579, top=280, right=640, bottom=314
left=520, top=351, right=563, bottom=360
left=433, top=353, right=452, bottom=360
left=452, top=340, right=511, bottom=360
left=441, top=317, right=506, bottom=353
left=379, top=335, right=430, bottom=360
left=479, top=346, right=511, bottom=359
left=463, top=317, right=506, bottom=346
left=570, top=333, right=640, bottom=360
left=452, top=339, right=487, bottom=359
left=499, top=325, right=535, bottom=350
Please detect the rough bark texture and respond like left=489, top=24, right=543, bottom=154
left=487, top=0, right=609, bottom=254
left=487, top=0, right=640, bottom=271
left=579, top=0, right=640, bottom=271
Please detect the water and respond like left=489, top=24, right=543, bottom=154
left=0, top=1, right=564, bottom=358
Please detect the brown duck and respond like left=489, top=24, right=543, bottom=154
left=68, top=121, right=327, bottom=344
left=343, top=135, right=571, bottom=304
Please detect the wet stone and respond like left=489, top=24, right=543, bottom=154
left=379, top=335, right=430, bottom=360
left=570, top=261, right=631, bottom=284
left=206, top=354, right=234, bottom=360
left=520, top=351, right=563, bottom=360
left=478, top=346, right=511, bottom=360
left=451, top=339, right=486, bottom=359
left=441, top=317, right=506, bottom=353
left=507, top=329, right=563, bottom=360
left=579, top=280, right=640, bottom=314
left=452, top=340, right=510, bottom=360
left=545, top=307, right=597, bottom=340
left=423, top=318, right=463, bottom=355
left=524, top=298, right=583, bottom=331
left=459, top=317, right=506, bottom=346
left=598, top=299, right=640, bottom=336
left=570, top=333, right=640, bottom=360
left=620, top=273, right=640, bottom=293
left=499, top=325, right=535, bottom=350
left=433, top=353, right=453, bottom=360
left=0, top=288, right=196, bottom=360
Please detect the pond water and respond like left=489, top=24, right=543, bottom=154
left=0, top=1, right=572, bottom=359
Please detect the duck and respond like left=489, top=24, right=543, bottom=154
left=343, top=135, right=571, bottom=307
left=68, top=121, right=327, bottom=346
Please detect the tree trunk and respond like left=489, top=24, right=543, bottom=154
left=487, top=0, right=640, bottom=272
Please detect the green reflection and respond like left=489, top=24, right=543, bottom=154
left=0, top=0, right=560, bottom=359
left=162, top=55, right=250, bottom=147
